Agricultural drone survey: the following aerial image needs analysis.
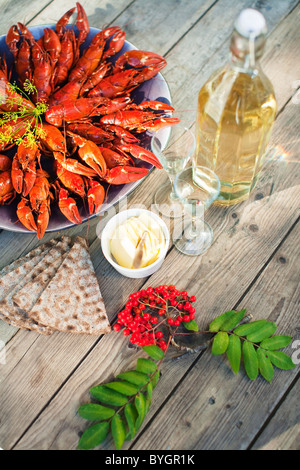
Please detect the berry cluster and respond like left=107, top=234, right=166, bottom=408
left=113, top=285, right=197, bottom=351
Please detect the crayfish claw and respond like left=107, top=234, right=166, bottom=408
left=58, top=188, right=82, bottom=225
left=56, top=7, right=76, bottom=37
left=105, top=165, right=149, bottom=185
left=16, top=198, right=38, bottom=233
left=36, top=200, right=51, bottom=239
left=75, top=2, right=89, bottom=45
left=87, top=179, right=105, bottom=215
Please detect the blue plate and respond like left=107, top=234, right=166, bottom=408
left=0, top=25, right=172, bottom=233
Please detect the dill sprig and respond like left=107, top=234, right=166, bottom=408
left=0, top=79, right=49, bottom=148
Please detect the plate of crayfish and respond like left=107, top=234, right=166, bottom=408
left=0, top=3, right=179, bottom=238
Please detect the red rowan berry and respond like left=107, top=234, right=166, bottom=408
left=150, top=316, right=158, bottom=324
left=158, top=340, right=167, bottom=351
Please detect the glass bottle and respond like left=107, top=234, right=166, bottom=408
left=193, top=9, right=277, bottom=205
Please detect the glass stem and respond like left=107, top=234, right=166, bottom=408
left=184, top=202, right=200, bottom=240
left=168, top=174, right=178, bottom=201
left=190, top=202, right=199, bottom=237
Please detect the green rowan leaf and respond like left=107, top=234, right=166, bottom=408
left=266, top=350, right=296, bottom=370
left=209, top=310, right=237, bottom=332
left=105, top=380, right=139, bottom=396
left=111, top=414, right=126, bottom=450
left=220, top=309, right=246, bottom=331
left=233, top=320, right=269, bottom=336
left=242, top=341, right=258, bottom=380
left=151, top=370, right=160, bottom=388
left=77, top=403, right=115, bottom=421
left=124, top=403, right=137, bottom=441
left=183, top=319, right=199, bottom=331
left=116, top=370, right=149, bottom=387
left=257, top=348, right=274, bottom=383
left=246, top=322, right=277, bottom=343
left=78, top=421, right=109, bottom=450
left=89, top=385, right=128, bottom=407
left=135, top=393, right=146, bottom=431
left=211, top=331, right=229, bottom=355
left=226, top=334, right=241, bottom=374
left=145, top=382, right=153, bottom=414
left=142, top=344, right=165, bottom=361
left=260, top=335, right=292, bottom=350
left=136, top=358, right=157, bottom=375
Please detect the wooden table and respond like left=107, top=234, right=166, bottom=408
left=0, top=0, right=299, bottom=452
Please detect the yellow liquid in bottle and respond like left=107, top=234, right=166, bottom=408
left=194, top=66, right=276, bottom=205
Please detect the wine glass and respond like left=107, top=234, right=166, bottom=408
left=151, top=124, right=196, bottom=218
left=173, top=166, right=220, bottom=256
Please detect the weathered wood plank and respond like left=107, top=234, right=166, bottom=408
left=28, top=0, right=134, bottom=28
left=0, top=0, right=51, bottom=35
left=251, top=379, right=300, bottom=450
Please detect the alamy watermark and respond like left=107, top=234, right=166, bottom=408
left=95, top=197, right=205, bottom=242
left=291, top=340, right=300, bottom=365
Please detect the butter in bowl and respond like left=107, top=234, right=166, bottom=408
left=101, top=209, right=170, bottom=278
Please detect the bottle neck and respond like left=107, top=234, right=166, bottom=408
left=229, top=29, right=266, bottom=73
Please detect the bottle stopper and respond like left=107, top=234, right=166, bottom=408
left=235, top=8, right=267, bottom=38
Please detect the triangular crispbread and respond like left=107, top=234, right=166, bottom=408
left=0, top=237, right=73, bottom=334
left=0, top=239, right=58, bottom=280
left=0, top=239, right=59, bottom=300
left=13, top=237, right=75, bottom=312
left=29, top=237, right=111, bottom=335
left=0, top=238, right=59, bottom=328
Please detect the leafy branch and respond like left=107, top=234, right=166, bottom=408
left=77, top=345, right=164, bottom=450
left=77, top=294, right=296, bottom=450
left=209, top=309, right=296, bottom=382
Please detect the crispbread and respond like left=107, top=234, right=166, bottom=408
left=0, top=239, right=58, bottom=280
left=0, top=240, right=58, bottom=329
left=0, top=237, right=73, bottom=334
left=29, top=237, right=111, bottom=335
left=13, top=238, right=73, bottom=312
left=0, top=240, right=59, bottom=301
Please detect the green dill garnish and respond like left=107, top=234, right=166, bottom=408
left=0, top=79, right=49, bottom=148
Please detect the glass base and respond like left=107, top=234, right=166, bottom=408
left=153, top=182, right=185, bottom=219
left=173, top=220, right=213, bottom=256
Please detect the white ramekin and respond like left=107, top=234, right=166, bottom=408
left=101, top=209, right=170, bottom=278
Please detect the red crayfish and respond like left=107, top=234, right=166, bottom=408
left=0, top=3, right=180, bottom=238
